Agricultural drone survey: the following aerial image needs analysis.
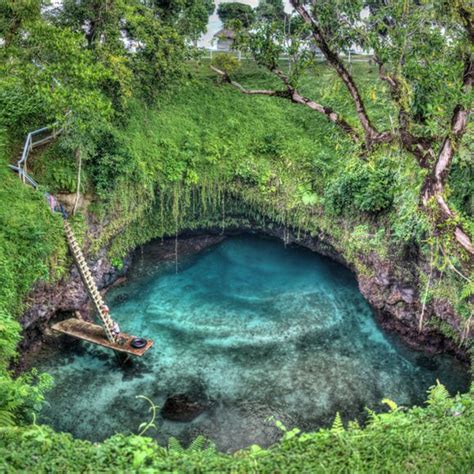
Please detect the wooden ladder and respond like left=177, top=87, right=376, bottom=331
left=63, top=220, right=117, bottom=343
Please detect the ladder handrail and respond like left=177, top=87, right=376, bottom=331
left=18, top=126, right=52, bottom=166
left=64, top=220, right=117, bottom=343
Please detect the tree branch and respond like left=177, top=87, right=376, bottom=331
left=211, top=66, right=281, bottom=96
left=211, top=66, right=359, bottom=140
left=290, top=0, right=392, bottom=146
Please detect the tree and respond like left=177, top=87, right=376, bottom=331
left=146, top=0, right=214, bottom=40
left=255, top=0, right=286, bottom=23
left=217, top=2, right=256, bottom=28
left=0, top=0, right=45, bottom=47
left=0, top=0, right=213, bottom=192
left=212, top=0, right=474, bottom=257
left=45, top=0, right=214, bottom=102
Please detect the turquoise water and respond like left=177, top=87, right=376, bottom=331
left=35, top=235, right=470, bottom=451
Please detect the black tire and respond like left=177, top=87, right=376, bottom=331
left=131, top=337, right=147, bottom=349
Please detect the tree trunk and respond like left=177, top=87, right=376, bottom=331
left=290, top=0, right=392, bottom=146
left=421, top=88, right=474, bottom=256
left=72, top=148, right=82, bottom=216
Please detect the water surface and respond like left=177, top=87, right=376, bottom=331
left=35, top=235, right=470, bottom=451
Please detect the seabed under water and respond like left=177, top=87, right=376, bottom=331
left=34, top=235, right=470, bottom=451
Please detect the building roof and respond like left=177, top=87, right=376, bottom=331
left=214, top=28, right=236, bottom=40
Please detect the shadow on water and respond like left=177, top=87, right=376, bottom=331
left=34, top=235, right=471, bottom=452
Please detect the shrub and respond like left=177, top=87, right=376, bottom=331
left=211, top=53, right=241, bottom=77
left=325, top=166, right=394, bottom=215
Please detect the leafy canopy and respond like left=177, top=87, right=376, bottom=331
left=217, top=2, right=256, bottom=28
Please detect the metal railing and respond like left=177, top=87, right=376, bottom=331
left=8, top=125, right=60, bottom=188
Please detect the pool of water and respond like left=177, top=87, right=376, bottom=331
left=35, top=235, right=470, bottom=451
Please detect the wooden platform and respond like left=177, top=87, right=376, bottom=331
left=52, top=318, right=153, bottom=357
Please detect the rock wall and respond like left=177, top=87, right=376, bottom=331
left=18, top=221, right=471, bottom=367
left=17, top=234, right=225, bottom=363
left=18, top=246, right=129, bottom=357
left=259, top=226, right=471, bottom=362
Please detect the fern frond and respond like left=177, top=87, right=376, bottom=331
left=347, top=420, right=361, bottom=432
left=382, top=398, right=398, bottom=412
left=427, top=380, right=450, bottom=405
left=188, top=435, right=207, bottom=452
left=168, top=437, right=184, bottom=453
left=0, top=409, right=15, bottom=427
left=331, top=412, right=344, bottom=435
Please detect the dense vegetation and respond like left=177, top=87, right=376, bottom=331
left=0, top=0, right=473, bottom=471
left=1, top=384, right=473, bottom=472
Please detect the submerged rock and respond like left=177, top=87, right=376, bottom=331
left=161, top=393, right=212, bottom=422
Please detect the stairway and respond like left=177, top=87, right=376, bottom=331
left=9, top=122, right=154, bottom=356
left=63, top=220, right=117, bottom=343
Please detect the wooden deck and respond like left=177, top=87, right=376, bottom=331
left=52, top=318, right=153, bottom=357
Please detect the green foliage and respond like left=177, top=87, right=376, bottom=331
left=325, top=166, right=394, bottom=215
left=0, top=369, right=53, bottom=427
left=255, top=0, right=286, bottom=23
left=217, top=2, right=255, bottom=28
left=149, top=0, right=214, bottom=40
left=0, top=0, right=43, bottom=47
left=390, top=189, right=430, bottom=246
left=0, top=166, right=66, bottom=320
left=0, top=384, right=473, bottom=472
left=211, top=53, right=241, bottom=77
left=449, top=130, right=474, bottom=219
left=0, top=133, right=64, bottom=426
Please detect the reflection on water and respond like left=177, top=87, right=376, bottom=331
left=35, top=235, right=470, bottom=451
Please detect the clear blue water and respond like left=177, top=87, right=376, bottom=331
left=35, top=235, right=470, bottom=451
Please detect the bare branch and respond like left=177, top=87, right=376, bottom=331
left=211, top=66, right=359, bottom=140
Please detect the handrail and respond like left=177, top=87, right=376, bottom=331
left=8, top=165, right=39, bottom=188
left=9, top=123, right=63, bottom=187
left=18, top=126, right=52, bottom=166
